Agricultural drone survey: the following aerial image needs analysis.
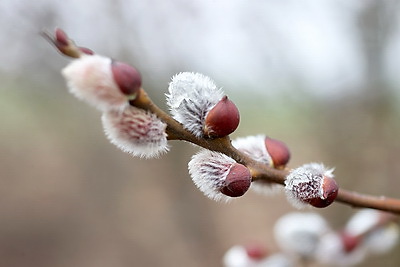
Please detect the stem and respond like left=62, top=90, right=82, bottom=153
left=131, top=89, right=400, bottom=215
left=336, top=190, right=400, bottom=214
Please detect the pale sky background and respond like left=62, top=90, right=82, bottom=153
left=0, top=0, right=399, bottom=99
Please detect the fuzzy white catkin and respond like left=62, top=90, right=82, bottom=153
left=102, top=106, right=169, bottom=158
left=188, top=149, right=236, bottom=202
left=345, top=209, right=380, bottom=236
left=363, top=225, right=399, bottom=255
left=223, top=246, right=293, bottom=267
left=232, top=135, right=280, bottom=195
left=274, top=212, right=330, bottom=260
left=261, top=254, right=294, bottom=267
left=166, top=72, right=224, bottom=137
left=223, top=246, right=255, bottom=267
left=284, top=163, right=334, bottom=208
left=315, top=232, right=367, bottom=266
left=232, top=135, right=272, bottom=165
left=62, top=54, right=128, bottom=111
left=345, top=209, right=399, bottom=255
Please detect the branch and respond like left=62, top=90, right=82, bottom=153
left=42, top=28, right=400, bottom=215
left=133, top=88, right=400, bottom=214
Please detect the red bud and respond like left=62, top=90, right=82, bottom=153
left=42, top=28, right=85, bottom=58
left=220, top=163, right=251, bottom=197
left=307, top=176, right=338, bottom=208
left=265, top=137, right=290, bottom=168
left=244, top=243, right=268, bottom=260
left=55, top=28, right=69, bottom=46
left=111, top=61, right=142, bottom=96
left=339, top=231, right=360, bottom=253
left=204, top=96, right=240, bottom=138
left=79, top=47, right=94, bottom=55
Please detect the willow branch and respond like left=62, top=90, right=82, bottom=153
left=132, top=88, right=400, bottom=215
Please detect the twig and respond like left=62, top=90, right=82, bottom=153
left=132, top=88, right=400, bottom=215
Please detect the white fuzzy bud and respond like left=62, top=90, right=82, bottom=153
left=223, top=245, right=293, bottom=267
left=232, top=135, right=280, bottom=195
left=345, top=209, right=399, bottom=255
left=364, top=225, right=399, bottom=255
left=188, top=149, right=251, bottom=202
left=316, top=209, right=399, bottom=266
left=274, top=212, right=330, bottom=260
left=261, top=254, right=294, bottom=267
left=223, top=245, right=259, bottom=267
left=232, top=135, right=272, bottom=166
left=345, top=209, right=381, bottom=236
left=316, top=232, right=367, bottom=266
left=284, top=163, right=337, bottom=208
left=102, top=106, right=169, bottom=158
left=62, top=54, right=128, bottom=111
left=166, top=72, right=224, bottom=137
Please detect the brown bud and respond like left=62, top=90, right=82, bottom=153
left=204, top=96, right=240, bottom=138
left=111, top=61, right=142, bottom=97
left=265, top=137, right=291, bottom=169
left=220, top=163, right=251, bottom=198
left=307, top=176, right=338, bottom=208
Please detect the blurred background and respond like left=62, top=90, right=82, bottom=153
left=1, top=0, right=400, bottom=266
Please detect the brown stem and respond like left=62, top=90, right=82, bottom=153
left=130, top=88, right=400, bottom=215
left=336, top=190, right=400, bottom=214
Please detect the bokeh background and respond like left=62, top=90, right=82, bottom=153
left=1, top=0, right=400, bottom=266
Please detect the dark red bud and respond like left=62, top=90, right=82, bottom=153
left=265, top=137, right=290, bottom=169
left=204, top=96, right=240, bottom=138
left=244, top=243, right=268, bottom=260
left=220, top=163, right=251, bottom=197
left=339, top=231, right=360, bottom=253
left=307, top=176, right=338, bottom=208
left=111, top=61, right=142, bottom=96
